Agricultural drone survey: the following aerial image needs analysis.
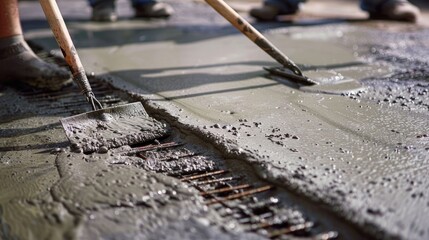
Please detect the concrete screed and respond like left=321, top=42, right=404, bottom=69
left=0, top=0, right=428, bottom=239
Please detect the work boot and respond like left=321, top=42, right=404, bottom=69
left=91, top=2, right=117, bottom=22
left=369, top=0, right=420, bottom=23
left=0, top=35, right=72, bottom=91
left=250, top=3, right=299, bottom=21
left=134, top=2, right=174, bottom=18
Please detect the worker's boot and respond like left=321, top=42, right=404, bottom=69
left=0, top=35, right=72, bottom=90
left=134, top=2, right=174, bottom=18
left=91, top=1, right=117, bottom=22
left=250, top=1, right=300, bottom=21
left=368, top=0, right=420, bottom=23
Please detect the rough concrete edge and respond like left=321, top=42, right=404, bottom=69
left=90, top=73, right=402, bottom=240
left=138, top=107, right=393, bottom=240
left=50, top=153, right=84, bottom=239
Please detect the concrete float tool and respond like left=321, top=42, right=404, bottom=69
left=205, top=0, right=317, bottom=86
left=206, top=0, right=365, bottom=93
left=40, top=0, right=168, bottom=153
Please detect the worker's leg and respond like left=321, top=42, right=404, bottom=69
left=250, top=0, right=306, bottom=21
left=0, top=0, right=71, bottom=90
left=88, top=0, right=117, bottom=22
left=360, top=0, right=420, bottom=22
left=89, top=0, right=173, bottom=21
left=131, top=0, right=174, bottom=18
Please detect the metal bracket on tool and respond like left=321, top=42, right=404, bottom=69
left=264, top=67, right=318, bottom=86
left=205, top=0, right=315, bottom=86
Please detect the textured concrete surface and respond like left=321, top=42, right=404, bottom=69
left=0, top=0, right=428, bottom=239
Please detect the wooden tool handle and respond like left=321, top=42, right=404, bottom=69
left=205, top=0, right=303, bottom=76
left=39, top=0, right=93, bottom=96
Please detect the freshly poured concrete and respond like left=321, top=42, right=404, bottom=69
left=0, top=88, right=263, bottom=240
left=35, top=25, right=426, bottom=239
left=61, top=102, right=169, bottom=153
left=5, top=0, right=429, bottom=239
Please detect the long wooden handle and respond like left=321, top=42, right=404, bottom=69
left=39, top=0, right=101, bottom=110
left=205, top=0, right=303, bottom=76
left=39, top=1, right=92, bottom=94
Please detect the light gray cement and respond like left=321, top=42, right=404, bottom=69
left=0, top=88, right=263, bottom=240
left=4, top=0, right=428, bottom=239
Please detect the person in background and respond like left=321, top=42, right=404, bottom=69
left=0, top=0, right=71, bottom=90
left=250, top=0, right=420, bottom=23
left=89, top=0, right=174, bottom=22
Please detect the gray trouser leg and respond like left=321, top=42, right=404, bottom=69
left=88, top=0, right=115, bottom=8
left=88, top=0, right=157, bottom=8
left=359, top=0, right=408, bottom=12
left=264, top=0, right=306, bottom=13
left=131, top=0, right=156, bottom=7
left=262, top=0, right=410, bottom=14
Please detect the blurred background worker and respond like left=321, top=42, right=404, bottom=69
left=89, top=0, right=174, bottom=22
left=0, top=0, right=71, bottom=90
left=250, top=0, right=421, bottom=23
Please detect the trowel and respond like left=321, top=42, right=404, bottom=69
left=40, top=0, right=167, bottom=153
left=205, top=0, right=364, bottom=92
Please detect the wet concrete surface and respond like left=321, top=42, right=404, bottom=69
left=0, top=85, right=268, bottom=240
left=61, top=102, right=170, bottom=153
left=1, top=0, right=428, bottom=239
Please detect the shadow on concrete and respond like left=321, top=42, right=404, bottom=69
left=22, top=17, right=371, bottom=50
left=0, top=122, right=62, bottom=138
left=101, top=68, right=267, bottom=92
left=301, top=61, right=365, bottom=71
left=0, top=119, right=68, bottom=151
left=0, top=116, right=69, bottom=151
left=94, top=59, right=365, bottom=100
left=165, top=82, right=280, bottom=101
left=0, top=142, right=69, bottom=152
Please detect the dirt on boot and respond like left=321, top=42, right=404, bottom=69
left=0, top=35, right=72, bottom=91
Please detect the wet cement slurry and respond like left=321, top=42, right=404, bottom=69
left=0, top=85, right=269, bottom=239
left=2, top=76, right=383, bottom=240
left=0, top=88, right=74, bottom=239
left=5, top=0, right=429, bottom=239
left=61, top=102, right=170, bottom=153
left=0, top=81, right=369, bottom=239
